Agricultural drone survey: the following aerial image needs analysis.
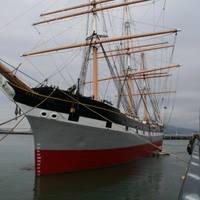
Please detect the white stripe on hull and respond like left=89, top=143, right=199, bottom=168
left=27, top=115, right=163, bottom=150
left=18, top=103, right=163, bottom=134
left=16, top=103, right=163, bottom=151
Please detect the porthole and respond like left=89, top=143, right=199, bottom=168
left=51, top=113, right=57, bottom=119
left=41, top=111, right=47, bottom=117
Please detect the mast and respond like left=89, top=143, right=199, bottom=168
left=119, top=91, right=176, bottom=96
left=96, top=44, right=174, bottom=59
left=92, top=46, right=98, bottom=99
left=141, top=53, right=149, bottom=121
left=127, top=72, right=134, bottom=113
left=83, top=64, right=181, bottom=83
left=97, top=42, right=169, bottom=54
left=19, top=0, right=180, bottom=117
left=40, top=0, right=115, bottom=17
left=33, top=0, right=150, bottom=26
left=92, top=0, right=98, bottom=100
left=22, top=29, right=178, bottom=57
left=124, top=0, right=134, bottom=114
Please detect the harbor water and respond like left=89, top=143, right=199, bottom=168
left=0, top=135, right=189, bottom=200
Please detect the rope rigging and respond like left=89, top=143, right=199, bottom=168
left=99, top=41, right=132, bottom=113
left=0, top=58, right=40, bottom=85
left=0, top=0, right=48, bottom=32
left=0, top=88, right=56, bottom=142
left=0, top=81, right=188, bottom=165
left=0, top=0, right=186, bottom=171
left=78, top=43, right=92, bottom=95
left=117, top=69, right=130, bottom=111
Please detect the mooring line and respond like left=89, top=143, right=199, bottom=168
left=0, top=88, right=56, bottom=142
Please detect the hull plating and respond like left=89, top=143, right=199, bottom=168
left=26, top=114, right=163, bottom=176
left=35, top=141, right=162, bottom=175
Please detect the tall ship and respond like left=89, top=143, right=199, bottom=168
left=0, top=0, right=180, bottom=176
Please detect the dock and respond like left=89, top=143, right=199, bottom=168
left=164, top=134, right=192, bottom=140
left=178, top=137, right=200, bottom=199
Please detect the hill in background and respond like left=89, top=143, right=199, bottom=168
left=164, top=125, right=196, bottom=135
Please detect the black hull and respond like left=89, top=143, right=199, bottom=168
left=11, top=83, right=163, bottom=132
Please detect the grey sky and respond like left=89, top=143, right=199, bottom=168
left=0, top=0, right=199, bottom=130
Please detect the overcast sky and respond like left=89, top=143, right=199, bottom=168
left=0, top=0, right=199, bottom=130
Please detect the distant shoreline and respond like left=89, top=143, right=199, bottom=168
left=164, top=135, right=192, bottom=140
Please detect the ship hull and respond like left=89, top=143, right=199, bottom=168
left=23, top=105, right=163, bottom=176
left=0, top=80, right=163, bottom=176
left=34, top=141, right=162, bottom=176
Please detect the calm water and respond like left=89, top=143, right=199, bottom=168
left=0, top=135, right=189, bottom=200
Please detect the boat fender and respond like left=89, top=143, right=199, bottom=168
left=186, top=134, right=200, bottom=155
left=187, top=143, right=192, bottom=155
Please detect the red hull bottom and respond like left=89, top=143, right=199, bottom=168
left=35, top=141, right=162, bottom=176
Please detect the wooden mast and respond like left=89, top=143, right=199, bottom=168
left=83, top=64, right=180, bottom=83
left=96, top=44, right=174, bottom=59
left=84, top=73, right=170, bottom=84
left=40, top=0, right=115, bottom=17
left=33, top=0, right=150, bottom=26
left=127, top=73, right=134, bottom=113
left=0, top=0, right=180, bottom=129
left=93, top=46, right=98, bottom=99
left=22, top=29, right=178, bottom=57
left=141, top=53, right=148, bottom=121
left=92, top=0, right=99, bottom=100
left=123, top=0, right=134, bottom=114
left=97, top=41, right=169, bottom=54
left=117, top=91, right=176, bottom=96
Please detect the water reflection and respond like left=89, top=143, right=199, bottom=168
left=0, top=136, right=188, bottom=200
left=33, top=157, right=164, bottom=200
